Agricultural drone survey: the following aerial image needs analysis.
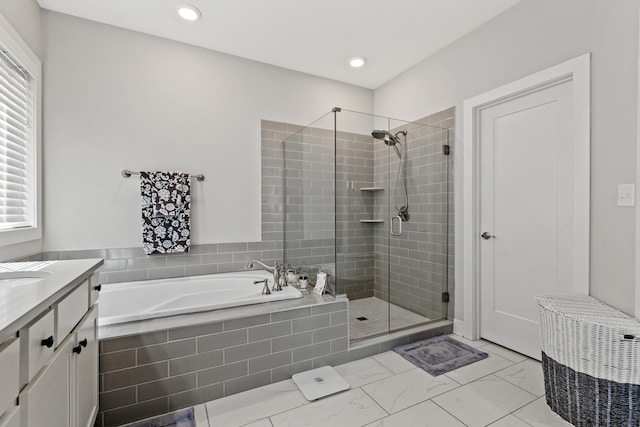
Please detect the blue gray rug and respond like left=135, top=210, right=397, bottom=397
left=127, top=408, right=195, bottom=427
left=393, top=335, right=488, bottom=376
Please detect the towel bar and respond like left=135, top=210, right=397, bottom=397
left=121, top=169, right=205, bottom=181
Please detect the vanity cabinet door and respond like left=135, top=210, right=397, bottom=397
left=0, top=337, right=19, bottom=419
left=75, top=306, right=98, bottom=427
left=20, top=335, right=73, bottom=427
left=20, top=309, right=55, bottom=387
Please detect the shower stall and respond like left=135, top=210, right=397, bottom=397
left=281, top=107, right=453, bottom=342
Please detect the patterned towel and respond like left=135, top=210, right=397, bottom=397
left=140, top=171, right=191, bottom=255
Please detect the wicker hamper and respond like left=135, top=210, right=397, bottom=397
left=536, top=295, right=640, bottom=427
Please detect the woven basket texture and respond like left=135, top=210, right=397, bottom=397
left=537, top=294, right=640, bottom=385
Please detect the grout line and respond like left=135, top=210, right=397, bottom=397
left=511, top=411, right=536, bottom=426
left=431, top=398, right=469, bottom=426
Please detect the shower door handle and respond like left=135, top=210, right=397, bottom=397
left=391, top=216, right=402, bottom=236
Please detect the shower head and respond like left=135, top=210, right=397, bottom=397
left=372, top=129, right=404, bottom=159
left=371, top=130, right=399, bottom=146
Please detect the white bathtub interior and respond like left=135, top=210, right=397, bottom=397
left=99, top=270, right=302, bottom=326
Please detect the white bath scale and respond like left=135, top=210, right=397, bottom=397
left=291, top=366, right=350, bottom=401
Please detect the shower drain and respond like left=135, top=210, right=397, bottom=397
left=356, top=316, right=368, bottom=321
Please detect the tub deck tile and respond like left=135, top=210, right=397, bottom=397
left=224, top=340, right=271, bottom=364
left=102, top=330, right=168, bottom=353
left=197, top=329, right=247, bottom=353
left=169, top=350, right=224, bottom=376
left=103, top=362, right=169, bottom=391
left=137, top=339, right=197, bottom=364
left=168, top=322, right=223, bottom=341
left=138, top=373, right=197, bottom=402
left=198, top=360, right=248, bottom=387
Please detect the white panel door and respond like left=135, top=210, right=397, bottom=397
left=479, top=79, right=575, bottom=359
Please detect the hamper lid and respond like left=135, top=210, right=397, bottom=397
left=536, top=294, right=640, bottom=330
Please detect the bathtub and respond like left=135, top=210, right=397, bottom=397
left=98, top=270, right=303, bottom=326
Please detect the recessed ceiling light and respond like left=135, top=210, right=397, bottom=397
left=349, top=56, right=367, bottom=68
left=177, top=4, right=201, bottom=21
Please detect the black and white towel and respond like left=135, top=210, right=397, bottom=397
left=140, top=171, right=191, bottom=255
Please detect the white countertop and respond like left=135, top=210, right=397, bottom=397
left=0, top=258, right=103, bottom=342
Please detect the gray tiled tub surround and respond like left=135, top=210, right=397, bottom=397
left=96, top=301, right=349, bottom=426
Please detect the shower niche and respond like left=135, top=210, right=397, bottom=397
left=281, top=107, right=454, bottom=342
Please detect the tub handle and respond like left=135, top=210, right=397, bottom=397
left=253, top=279, right=271, bottom=295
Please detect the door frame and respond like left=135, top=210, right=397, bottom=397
left=461, top=53, right=591, bottom=340
left=636, top=9, right=640, bottom=320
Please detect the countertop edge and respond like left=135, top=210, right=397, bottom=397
left=0, top=258, right=103, bottom=344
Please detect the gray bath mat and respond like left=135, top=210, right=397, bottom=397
left=393, top=335, right=488, bottom=376
left=126, top=408, right=195, bottom=427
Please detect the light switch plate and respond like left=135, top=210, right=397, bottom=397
left=618, top=183, right=635, bottom=207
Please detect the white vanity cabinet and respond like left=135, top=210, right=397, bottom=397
left=20, top=334, right=74, bottom=427
left=21, top=305, right=98, bottom=427
left=74, top=306, right=98, bottom=427
left=0, top=261, right=102, bottom=427
left=0, top=338, right=20, bottom=423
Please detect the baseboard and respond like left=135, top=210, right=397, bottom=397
left=453, top=318, right=465, bottom=336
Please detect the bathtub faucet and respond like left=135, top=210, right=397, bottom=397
left=246, top=260, right=282, bottom=292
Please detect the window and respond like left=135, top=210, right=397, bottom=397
left=0, top=48, right=35, bottom=229
left=0, top=15, right=41, bottom=245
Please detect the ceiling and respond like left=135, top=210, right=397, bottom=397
left=36, top=0, right=521, bottom=89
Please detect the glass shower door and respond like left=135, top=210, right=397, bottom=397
left=335, top=109, right=390, bottom=341
left=387, top=119, right=450, bottom=332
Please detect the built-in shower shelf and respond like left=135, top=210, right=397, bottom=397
left=360, top=219, right=384, bottom=223
left=359, top=187, right=384, bottom=192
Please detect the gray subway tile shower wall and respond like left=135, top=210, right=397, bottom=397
left=373, top=108, right=455, bottom=320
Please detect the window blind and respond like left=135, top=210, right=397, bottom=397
left=0, top=47, right=34, bottom=230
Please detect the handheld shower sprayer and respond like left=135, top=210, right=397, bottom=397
left=371, top=129, right=410, bottom=223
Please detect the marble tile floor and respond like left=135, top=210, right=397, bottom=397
left=182, top=334, right=571, bottom=427
left=349, top=297, right=431, bottom=341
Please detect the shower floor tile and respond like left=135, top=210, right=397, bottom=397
left=349, top=297, right=430, bottom=341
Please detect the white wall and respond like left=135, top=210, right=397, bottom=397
left=374, top=0, right=640, bottom=317
left=41, top=11, right=372, bottom=251
left=0, top=0, right=41, bottom=57
left=0, top=0, right=43, bottom=261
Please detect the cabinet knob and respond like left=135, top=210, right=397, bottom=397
left=41, top=336, right=54, bottom=348
left=94, top=284, right=102, bottom=292
left=79, top=338, right=88, bottom=348
left=73, top=345, right=82, bottom=355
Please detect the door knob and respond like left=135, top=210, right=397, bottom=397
left=481, top=232, right=495, bottom=240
